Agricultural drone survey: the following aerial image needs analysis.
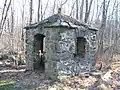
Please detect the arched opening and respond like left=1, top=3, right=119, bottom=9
left=33, top=34, right=45, bottom=70
left=76, top=37, right=86, bottom=58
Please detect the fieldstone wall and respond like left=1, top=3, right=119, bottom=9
left=25, top=25, right=97, bottom=79
left=44, top=26, right=97, bottom=77
left=25, top=29, right=34, bottom=70
left=44, top=27, right=62, bottom=79
left=56, top=27, right=97, bottom=76
left=25, top=27, right=44, bottom=70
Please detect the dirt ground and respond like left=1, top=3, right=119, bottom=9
left=0, top=66, right=53, bottom=90
left=0, top=62, right=120, bottom=90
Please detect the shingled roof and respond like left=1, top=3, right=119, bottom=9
left=24, top=14, right=98, bottom=31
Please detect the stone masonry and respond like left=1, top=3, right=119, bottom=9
left=24, top=13, right=98, bottom=79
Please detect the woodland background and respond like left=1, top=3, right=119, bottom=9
left=0, top=0, right=120, bottom=63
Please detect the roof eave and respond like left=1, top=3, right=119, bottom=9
left=44, top=25, right=77, bottom=29
left=89, top=28, right=98, bottom=31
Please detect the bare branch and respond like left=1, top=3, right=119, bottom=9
left=61, top=0, right=67, bottom=7
left=80, top=0, right=84, bottom=21
left=41, top=0, right=49, bottom=19
left=106, top=0, right=110, bottom=15
left=0, top=0, right=12, bottom=37
left=107, top=0, right=117, bottom=18
left=0, top=0, right=7, bottom=29
left=70, top=0, right=76, bottom=16
left=96, top=2, right=103, bottom=21
left=52, top=0, right=57, bottom=14
left=84, top=0, right=93, bottom=23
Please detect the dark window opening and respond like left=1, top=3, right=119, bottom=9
left=76, top=37, right=86, bottom=57
left=33, top=34, right=45, bottom=70
left=34, top=34, right=45, bottom=53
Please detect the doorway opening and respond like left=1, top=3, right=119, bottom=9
left=76, top=37, right=86, bottom=58
left=33, top=34, right=45, bottom=70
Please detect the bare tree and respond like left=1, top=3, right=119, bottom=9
left=10, top=5, right=14, bottom=51
left=58, top=0, right=67, bottom=13
left=113, top=1, right=119, bottom=54
left=107, top=0, right=117, bottom=18
left=70, top=1, right=76, bottom=16
left=76, top=0, right=78, bottom=19
left=96, top=2, right=102, bottom=22
left=95, top=0, right=99, bottom=19
left=41, top=0, right=49, bottom=19
left=84, top=0, right=93, bottom=23
left=37, top=0, right=41, bottom=22
left=61, top=0, right=67, bottom=7
left=98, top=0, right=106, bottom=56
left=84, top=0, right=88, bottom=23
left=80, top=0, right=84, bottom=21
left=0, top=0, right=7, bottom=29
left=29, top=0, right=33, bottom=24
left=21, top=1, right=26, bottom=52
left=52, top=0, right=57, bottom=14
left=90, top=0, right=95, bottom=24
left=97, top=0, right=110, bottom=55
left=0, top=0, right=12, bottom=37
left=40, top=0, right=43, bottom=21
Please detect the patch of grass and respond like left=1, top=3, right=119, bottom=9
left=0, top=80, right=15, bottom=86
left=112, top=62, right=120, bottom=65
left=111, top=62, right=120, bottom=68
left=0, top=80, right=15, bottom=90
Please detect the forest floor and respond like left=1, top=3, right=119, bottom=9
left=0, top=61, right=120, bottom=90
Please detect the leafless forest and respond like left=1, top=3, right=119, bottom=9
left=0, top=0, right=120, bottom=90
left=0, top=0, right=120, bottom=62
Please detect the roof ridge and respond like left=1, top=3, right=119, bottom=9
left=24, top=14, right=98, bottom=31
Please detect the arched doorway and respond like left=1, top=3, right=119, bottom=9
left=33, top=34, right=45, bottom=70
left=76, top=37, right=87, bottom=58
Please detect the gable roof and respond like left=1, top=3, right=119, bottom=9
left=24, top=14, right=98, bottom=31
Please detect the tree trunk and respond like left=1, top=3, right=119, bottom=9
left=37, top=0, right=40, bottom=22
left=113, top=2, right=118, bottom=54
left=40, top=0, right=43, bottom=21
left=52, top=0, right=57, bottom=14
left=42, top=0, right=49, bottom=19
left=98, top=0, right=110, bottom=55
left=84, top=0, right=93, bottom=23
left=98, top=0, right=106, bottom=55
left=10, top=6, right=14, bottom=51
left=70, top=1, right=76, bottom=16
left=0, top=0, right=12, bottom=37
left=0, top=0, right=7, bottom=29
left=21, top=1, right=25, bottom=52
left=76, top=0, right=78, bottom=19
left=84, top=0, right=88, bottom=23
left=80, top=0, right=84, bottom=21
left=29, top=0, right=33, bottom=24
